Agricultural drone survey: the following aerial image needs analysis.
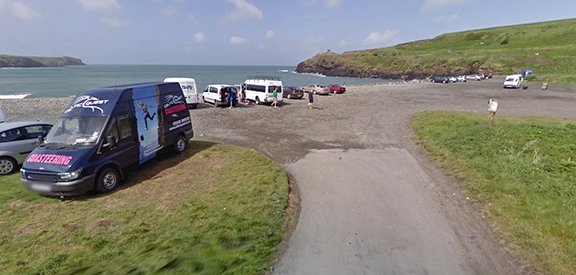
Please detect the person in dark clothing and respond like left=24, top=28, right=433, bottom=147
left=307, top=91, right=314, bottom=109
left=227, top=90, right=236, bottom=109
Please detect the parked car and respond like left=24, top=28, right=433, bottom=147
left=303, top=84, right=330, bottom=95
left=0, top=121, right=52, bottom=174
left=465, top=74, right=483, bottom=81
left=202, top=84, right=238, bottom=107
left=329, top=84, right=346, bottom=94
left=283, top=86, right=304, bottom=99
left=456, top=75, right=467, bottom=82
left=431, top=76, right=449, bottom=83
left=503, top=74, right=524, bottom=89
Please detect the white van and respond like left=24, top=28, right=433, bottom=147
left=243, top=77, right=283, bottom=105
left=164, top=77, right=199, bottom=108
left=503, top=74, right=524, bottom=89
left=202, top=84, right=238, bottom=107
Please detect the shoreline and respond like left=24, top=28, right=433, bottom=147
left=2, top=79, right=574, bottom=124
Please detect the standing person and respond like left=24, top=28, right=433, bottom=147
left=487, top=98, right=498, bottom=127
left=227, top=90, right=236, bottom=109
left=271, top=87, right=278, bottom=108
left=307, top=90, right=315, bottom=109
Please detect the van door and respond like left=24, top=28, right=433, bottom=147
left=99, top=115, right=139, bottom=169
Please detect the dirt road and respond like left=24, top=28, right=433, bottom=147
left=3, top=78, right=575, bottom=274
left=189, top=78, right=576, bottom=274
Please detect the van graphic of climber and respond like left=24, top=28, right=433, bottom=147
left=139, top=101, right=156, bottom=130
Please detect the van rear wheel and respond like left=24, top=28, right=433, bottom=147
left=96, top=167, right=119, bottom=193
left=255, top=97, right=261, bottom=105
left=174, top=135, right=187, bottom=153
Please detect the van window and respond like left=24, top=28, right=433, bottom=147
left=105, top=118, right=120, bottom=145
left=45, top=116, right=107, bottom=145
left=246, top=84, right=266, bottom=92
left=117, top=115, right=132, bottom=140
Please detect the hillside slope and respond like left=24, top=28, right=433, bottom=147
left=297, top=18, right=576, bottom=85
left=0, top=55, right=85, bottom=68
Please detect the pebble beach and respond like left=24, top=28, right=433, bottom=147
left=0, top=98, right=71, bottom=123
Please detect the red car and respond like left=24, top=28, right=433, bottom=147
left=329, top=84, right=346, bottom=94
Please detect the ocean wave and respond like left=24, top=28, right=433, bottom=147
left=0, top=94, right=31, bottom=99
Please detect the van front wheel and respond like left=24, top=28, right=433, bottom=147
left=174, top=135, right=187, bottom=153
left=255, top=97, right=261, bottom=105
left=96, top=167, right=119, bottom=193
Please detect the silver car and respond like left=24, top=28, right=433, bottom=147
left=0, top=121, right=52, bottom=174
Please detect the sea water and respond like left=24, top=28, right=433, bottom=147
left=0, top=65, right=392, bottom=98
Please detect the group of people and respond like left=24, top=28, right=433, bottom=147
left=223, top=85, right=316, bottom=109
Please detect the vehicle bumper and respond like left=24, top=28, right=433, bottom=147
left=21, top=174, right=96, bottom=197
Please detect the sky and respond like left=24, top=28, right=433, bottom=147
left=1, top=0, right=575, bottom=66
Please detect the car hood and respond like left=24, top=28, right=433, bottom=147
left=22, top=145, right=94, bottom=173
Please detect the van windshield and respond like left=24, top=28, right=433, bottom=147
left=45, top=116, right=107, bottom=145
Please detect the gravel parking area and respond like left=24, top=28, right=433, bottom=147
left=3, top=78, right=575, bottom=273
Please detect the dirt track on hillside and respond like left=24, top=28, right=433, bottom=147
left=190, top=78, right=576, bottom=274
left=3, top=78, right=575, bottom=274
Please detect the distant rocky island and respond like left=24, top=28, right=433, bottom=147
left=0, top=55, right=85, bottom=68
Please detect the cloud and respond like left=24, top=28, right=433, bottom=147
left=224, top=0, right=263, bottom=22
left=324, top=0, right=344, bottom=7
left=265, top=31, right=275, bottom=40
left=100, top=17, right=128, bottom=27
left=10, top=2, right=41, bottom=21
left=230, top=36, right=249, bottom=45
left=304, top=0, right=344, bottom=8
left=363, top=31, right=398, bottom=46
left=434, top=14, right=459, bottom=24
left=161, top=6, right=178, bottom=17
left=422, top=0, right=469, bottom=12
left=78, top=0, right=121, bottom=12
left=194, top=32, right=206, bottom=43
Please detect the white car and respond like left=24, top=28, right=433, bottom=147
left=465, top=74, right=482, bottom=81
left=503, top=74, right=524, bottom=89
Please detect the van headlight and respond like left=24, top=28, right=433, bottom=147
left=58, top=168, right=82, bottom=181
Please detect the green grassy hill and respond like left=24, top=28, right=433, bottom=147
left=297, top=18, right=576, bottom=85
left=0, top=55, right=85, bottom=68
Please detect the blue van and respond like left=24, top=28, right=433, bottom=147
left=21, top=82, right=194, bottom=199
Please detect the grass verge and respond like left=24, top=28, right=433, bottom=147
left=410, top=111, right=576, bottom=274
left=0, top=141, right=291, bottom=274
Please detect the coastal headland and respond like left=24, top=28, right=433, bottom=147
left=0, top=55, right=85, bottom=68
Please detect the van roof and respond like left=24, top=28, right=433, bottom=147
left=164, top=77, right=196, bottom=82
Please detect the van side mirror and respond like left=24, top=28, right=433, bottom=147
left=37, top=135, right=45, bottom=144
left=105, top=135, right=116, bottom=148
